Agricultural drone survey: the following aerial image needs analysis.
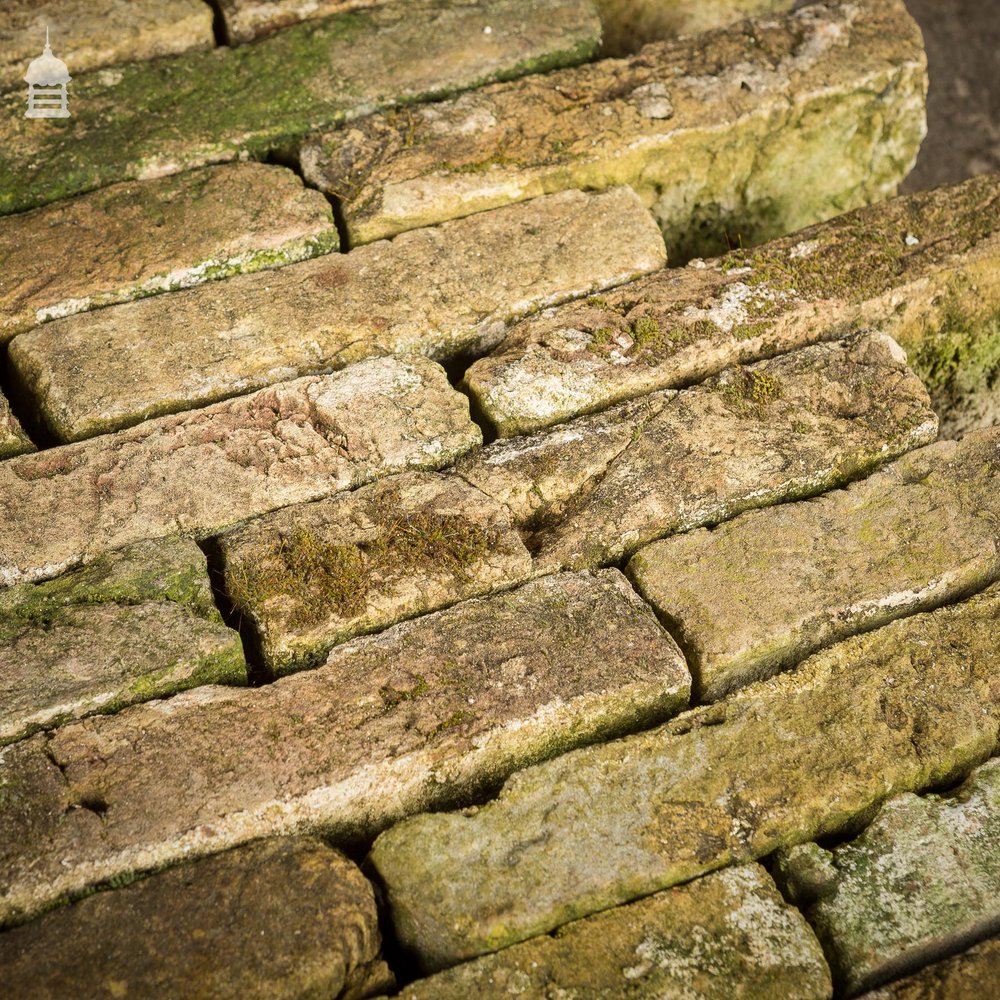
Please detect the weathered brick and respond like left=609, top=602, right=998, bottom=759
left=0, top=1, right=214, bottom=93
left=777, top=759, right=1000, bottom=995
left=0, top=837, right=393, bottom=999
left=464, top=173, right=1000, bottom=437
left=0, top=163, right=339, bottom=345
left=0, top=355, right=479, bottom=589
left=10, top=187, right=665, bottom=442
left=392, top=864, right=831, bottom=998
left=369, top=583, right=1000, bottom=970
left=0, top=0, right=600, bottom=215
left=0, top=538, right=246, bottom=746
left=0, top=392, right=32, bottom=460
left=457, top=333, right=936, bottom=573
left=0, top=570, right=688, bottom=926
left=302, top=0, right=926, bottom=255
left=221, top=471, right=533, bottom=675
left=596, top=0, right=797, bottom=56
left=627, top=429, right=1000, bottom=702
left=859, top=935, right=1000, bottom=1000
left=218, top=0, right=391, bottom=43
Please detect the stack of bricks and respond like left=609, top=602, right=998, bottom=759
left=1, top=1, right=999, bottom=997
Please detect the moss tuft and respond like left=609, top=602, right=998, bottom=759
left=719, top=367, right=785, bottom=419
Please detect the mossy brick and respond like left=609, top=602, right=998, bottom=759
left=220, top=471, right=533, bottom=676
left=779, top=759, right=1000, bottom=995
left=595, top=0, right=797, bottom=56
left=9, top=187, right=665, bottom=442
left=302, top=0, right=926, bottom=253
left=0, top=356, right=479, bottom=589
left=858, top=934, right=1000, bottom=1000
left=0, top=569, right=688, bottom=927
left=627, top=428, right=1000, bottom=702
left=0, top=0, right=601, bottom=216
left=218, top=0, right=392, bottom=43
left=463, top=172, right=1000, bottom=438
left=368, top=582, right=1000, bottom=970
left=456, top=332, right=937, bottom=574
left=0, top=837, right=393, bottom=999
left=0, top=163, right=339, bottom=345
left=0, top=392, right=33, bottom=460
left=390, top=864, right=831, bottom=998
left=0, top=0, right=214, bottom=93
left=0, top=537, right=246, bottom=746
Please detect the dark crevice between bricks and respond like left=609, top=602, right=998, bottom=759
left=445, top=355, right=499, bottom=447
left=0, top=342, right=58, bottom=450
left=328, top=195, right=353, bottom=254
left=196, top=536, right=271, bottom=687
left=202, top=0, right=231, bottom=47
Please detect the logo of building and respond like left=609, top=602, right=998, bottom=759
left=25, top=28, right=71, bottom=119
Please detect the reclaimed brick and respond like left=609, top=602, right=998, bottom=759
left=0, top=163, right=339, bottom=345
left=0, top=1, right=214, bottom=93
left=464, top=173, right=1000, bottom=437
left=368, top=583, right=1000, bottom=970
left=596, top=0, right=797, bottom=56
left=302, top=0, right=926, bottom=254
left=0, top=0, right=601, bottom=216
left=221, top=471, right=533, bottom=676
left=0, top=570, right=689, bottom=926
left=391, top=864, right=831, bottom=999
left=627, top=428, right=1000, bottom=702
left=456, top=333, right=937, bottom=573
left=777, top=759, right=1000, bottom=995
left=0, top=355, right=479, bottom=589
left=859, top=935, right=1000, bottom=1000
left=10, top=187, right=665, bottom=442
left=0, top=837, right=393, bottom=999
left=0, top=538, right=246, bottom=746
left=0, top=392, right=32, bottom=460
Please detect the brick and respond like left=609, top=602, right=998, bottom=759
left=368, top=583, right=1000, bottom=970
left=0, top=837, right=393, bottom=999
left=627, top=428, right=1000, bottom=702
left=0, top=570, right=688, bottom=926
left=10, top=187, right=665, bottom=442
left=456, top=333, right=937, bottom=574
left=0, top=1, right=214, bottom=93
left=302, top=0, right=926, bottom=255
left=859, top=935, right=1000, bottom=1000
left=0, top=392, right=32, bottom=460
left=0, top=163, right=339, bottom=345
left=0, top=355, right=479, bottom=589
left=0, top=0, right=601, bottom=216
left=220, top=471, right=533, bottom=676
left=596, top=0, right=797, bottom=56
left=218, top=0, right=392, bottom=44
left=393, top=864, right=831, bottom=998
left=777, top=759, right=1000, bottom=995
left=464, top=173, right=1000, bottom=437
left=0, top=538, right=246, bottom=746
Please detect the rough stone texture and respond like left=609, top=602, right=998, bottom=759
left=464, top=173, right=1000, bottom=437
left=0, top=0, right=601, bottom=216
left=778, top=759, right=1000, bottom=996
left=218, top=0, right=393, bottom=43
left=860, top=934, right=1000, bottom=1000
left=10, top=187, right=665, bottom=442
left=0, top=570, right=689, bottom=926
left=0, top=0, right=214, bottom=93
left=595, top=0, right=797, bottom=56
left=302, top=0, right=927, bottom=256
left=368, top=584, right=1000, bottom=970
left=457, top=333, right=937, bottom=574
left=627, top=428, right=1000, bottom=702
left=0, top=164, right=339, bottom=345
left=0, top=837, right=393, bottom=999
left=0, top=537, right=246, bottom=746
left=391, top=864, right=832, bottom=998
left=221, top=472, right=533, bottom=675
left=0, top=393, right=32, bottom=460
left=0, top=356, right=479, bottom=589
